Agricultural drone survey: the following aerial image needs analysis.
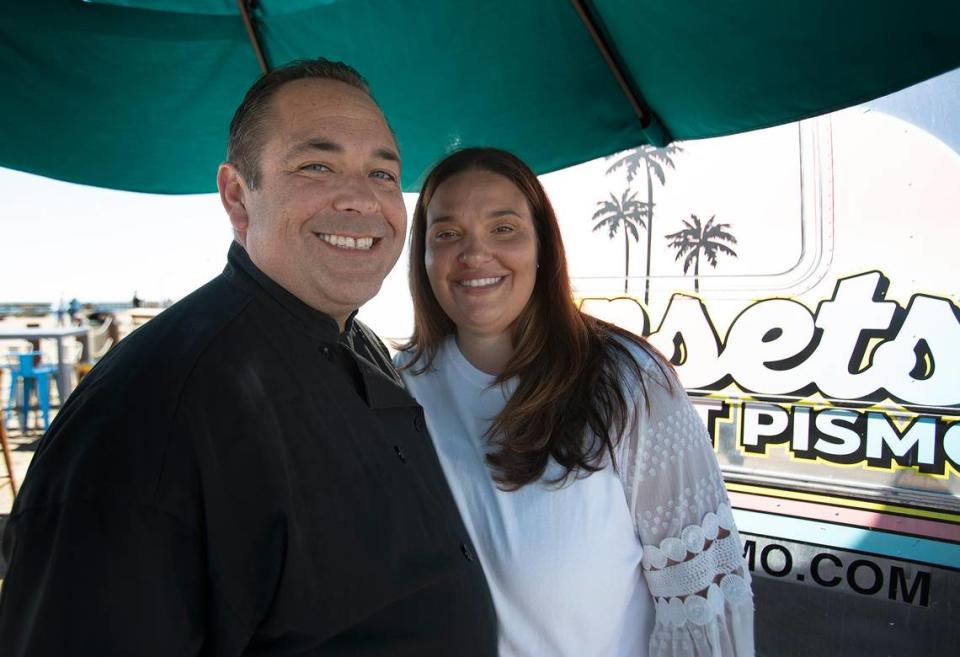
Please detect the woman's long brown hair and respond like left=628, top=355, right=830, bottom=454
left=400, top=148, right=671, bottom=490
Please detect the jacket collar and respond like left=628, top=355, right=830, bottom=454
left=223, top=242, right=416, bottom=410
left=223, top=241, right=354, bottom=342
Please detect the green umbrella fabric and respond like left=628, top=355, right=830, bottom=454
left=2, top=0, right=958, bottom=193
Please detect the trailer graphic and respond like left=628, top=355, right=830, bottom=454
left=558, top=70, right=960, bottom=657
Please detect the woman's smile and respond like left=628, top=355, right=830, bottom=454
left=425, top=169, right=538, bottom=343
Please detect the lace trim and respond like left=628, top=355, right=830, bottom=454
left=641, top=502, right=753, bottom=627
left=642, top=502, right=736, bottom=571
left=644, top=533, right=743, bottom=599
left=654, top=574, right=753, bottom=628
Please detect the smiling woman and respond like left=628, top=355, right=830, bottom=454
left=423, top=168, right=539, bottom=372
left=396, top=147, right=754, bottom=657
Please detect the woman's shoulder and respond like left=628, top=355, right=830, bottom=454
left=392, top=338, right=462, bottom=386
left=391, top=346, right=415, bottom=371
left=603, top=328, right=675, bottom=391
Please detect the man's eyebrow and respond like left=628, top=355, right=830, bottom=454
left=374, top=147, right=400, bottom=164
left=284, top=139, right=400, bottom=165
left=285, top=139, right=343, bottom=159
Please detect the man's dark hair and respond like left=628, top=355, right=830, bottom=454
left=227, top=58, right=371, bottom=188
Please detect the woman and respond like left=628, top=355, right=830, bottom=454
left=395, top=148, right=753, bottom=657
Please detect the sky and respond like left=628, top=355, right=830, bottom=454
left=0, top=121, right=801, bottom=295
left=1, top=69, right=957, bottom=342
left=0, top=128, right=799, bottom=341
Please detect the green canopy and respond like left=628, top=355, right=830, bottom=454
left=2, top=0, right=958, bottom=193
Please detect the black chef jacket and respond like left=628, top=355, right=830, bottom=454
left=0, top=243, right=497, bottom=657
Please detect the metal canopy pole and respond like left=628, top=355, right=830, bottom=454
left=238, top=0, right=270, bottom=74
left=569, top=0, right=670, bottom=145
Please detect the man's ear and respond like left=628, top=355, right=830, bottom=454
left=218, top=163, right=251, bottom=246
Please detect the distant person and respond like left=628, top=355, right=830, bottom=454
left=0, top=59, right=496, bottom=656
left=131, top=291, right=142, bottom=308
left=67, top=297, right=80, bottom=324
left=396, top=148, right=754, bottom=656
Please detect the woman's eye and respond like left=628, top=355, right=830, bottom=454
left=434, top=230, right=458, bottom=241
left=494, top=224, right=515, bottom=234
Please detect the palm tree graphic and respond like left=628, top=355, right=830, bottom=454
left=605, top=144, right=683, bottom=305
left=592, top=190, right=650, bottom=293
left=665, top=214, right=738, bottom=292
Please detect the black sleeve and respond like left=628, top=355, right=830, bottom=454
left=0, top=499, right=208, bottom=656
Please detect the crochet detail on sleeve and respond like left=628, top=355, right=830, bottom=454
left=654, top=575, right=752, bottom=627
left=629, top=399, right=709, bottom=484
left=636, top=475, right=728, bottom=538
left=641, top=503, right=752, bottom=626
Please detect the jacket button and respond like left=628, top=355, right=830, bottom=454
left=460, top=542, right=473, bottom=562
left=394, top=445, right=407, bottom=463
left=413, top=413, right=425, bottom=432
left=319, top=345, right=332, bottom=360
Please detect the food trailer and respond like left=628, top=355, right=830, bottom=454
left=564, top=69, right=959, bottom=657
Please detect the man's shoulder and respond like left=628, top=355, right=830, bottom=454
left=138, top=273, right=248, bottom=336
left=72, top=274, right=253, bottom=406
left=9, top=274, right=255, bottom=515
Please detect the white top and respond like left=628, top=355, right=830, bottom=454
left=396, top=336, right=754, bottom=657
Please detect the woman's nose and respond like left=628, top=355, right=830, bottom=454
left=457, top=235, right=491, bottom=266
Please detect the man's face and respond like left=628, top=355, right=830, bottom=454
left=219, top=78, right=406, bottom=327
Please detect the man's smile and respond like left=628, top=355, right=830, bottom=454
left=314, top=232, right=377, bottom=250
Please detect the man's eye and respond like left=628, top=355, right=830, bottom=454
left=301, top=163, right=332, bottom=173
left=371, top=170, right=398, bottom=183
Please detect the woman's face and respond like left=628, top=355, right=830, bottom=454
left=424, top=169, right=539, bottom=343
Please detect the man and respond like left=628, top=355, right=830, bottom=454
left=0, top=59, right=497, bottom=656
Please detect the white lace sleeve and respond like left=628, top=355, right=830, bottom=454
left=617, top=355, right=754, bottom=657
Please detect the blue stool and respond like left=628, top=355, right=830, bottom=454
left=4, top=352, right=57, bottom=431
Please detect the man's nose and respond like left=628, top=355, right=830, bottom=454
left=331, top=174, right=380, bottom=215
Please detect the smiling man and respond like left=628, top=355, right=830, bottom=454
left=0, top=59, right=497, bottom=656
